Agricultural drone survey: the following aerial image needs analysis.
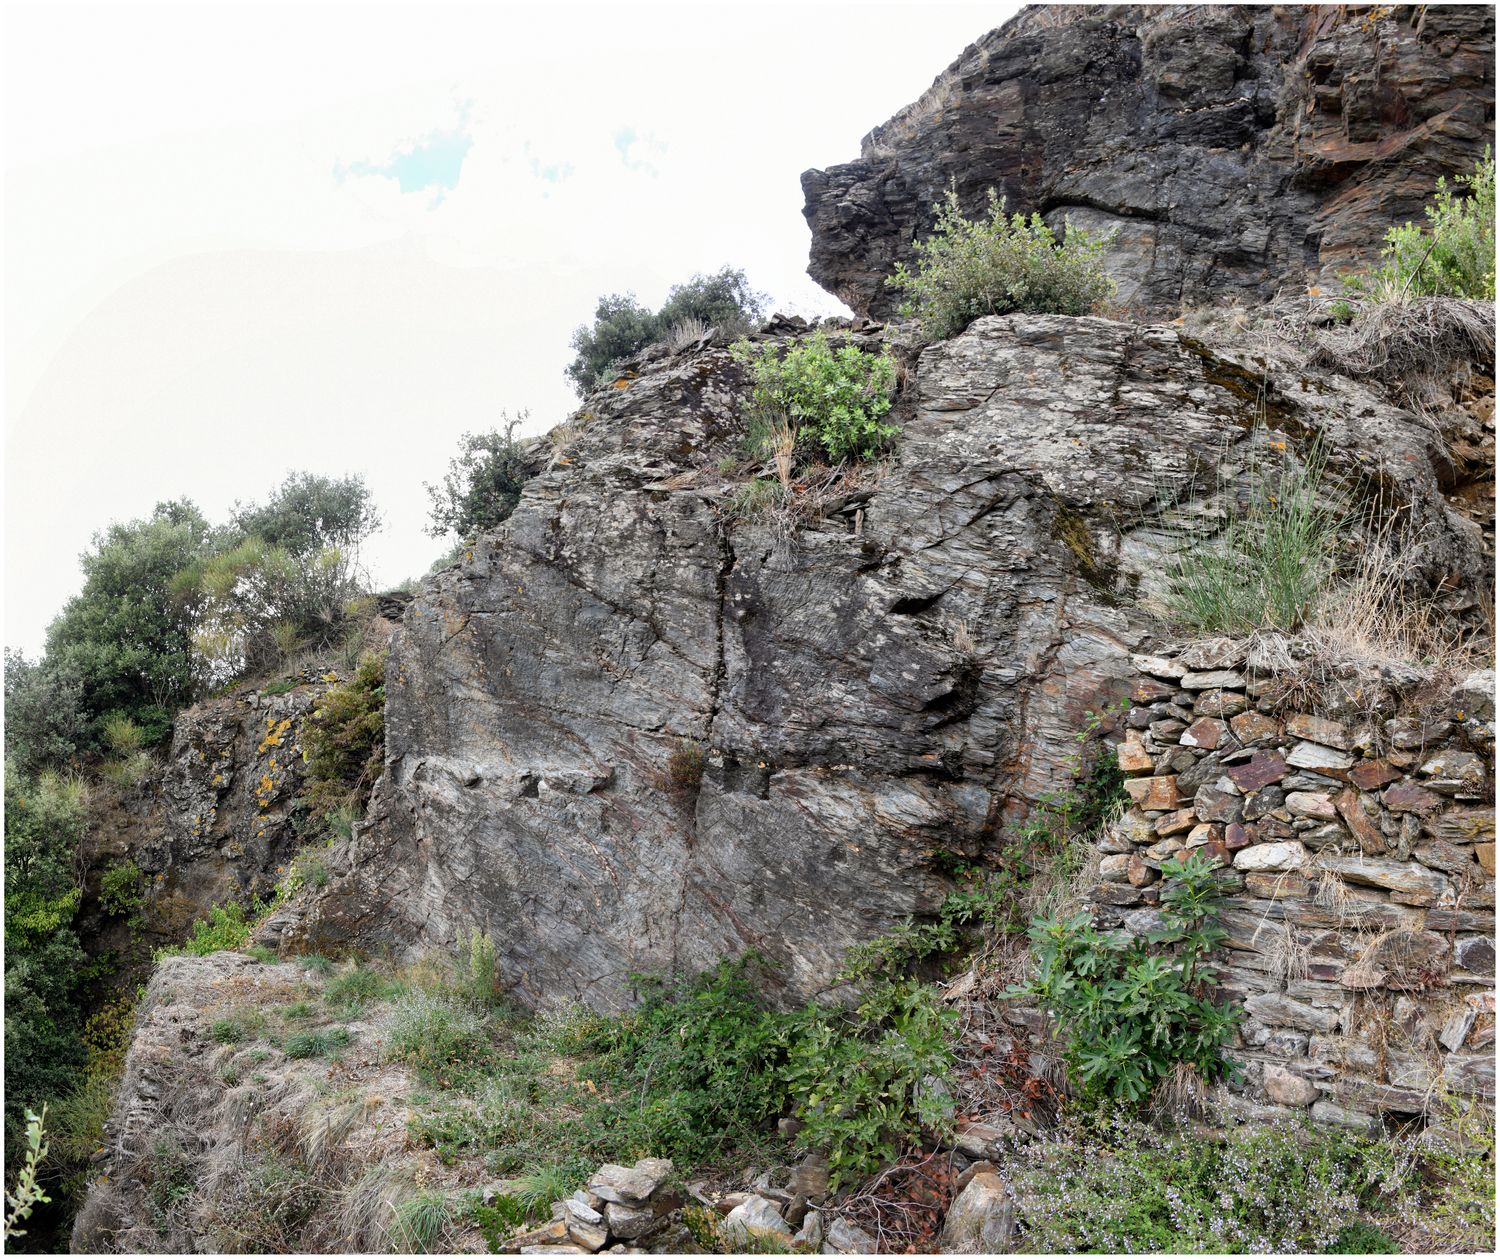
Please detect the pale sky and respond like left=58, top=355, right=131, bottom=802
left=4, top=0, right=1016, bottom=657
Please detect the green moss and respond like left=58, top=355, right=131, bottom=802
left=1050, top=499, right=1119, bottom=594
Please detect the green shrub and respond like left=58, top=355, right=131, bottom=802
left=886, top=186, right=1114, bottom=341
left=301, top=650, right=386, bottom=820
left=1012, top=850, right=1239, bottom=1104
left=731, top=331, right=898, bottom=463
left=1002, top=1111, right=1406, bottom=1254
left=97, top=859, right=147, bottom=922
left=5, top=768, right=89, bottom=1161
left=425, top=418, right=531, bottom=541
left=1352, top=149, right=1495, bottom=304
left=1161, top=431, right=1343, bottom=633
left=3, top=651, right=85, bottom=778
left=780, top=977, right=955, bottom=1190
left=567, top=267, right=767, bottom=394
left=456, top=930, right=504, bottom=1009
left=157, top=901, right=254, bottom=959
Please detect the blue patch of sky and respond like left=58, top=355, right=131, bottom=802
left=339, top=110, right=473, bottom=205
left=612, top=126, right=664, bottom=176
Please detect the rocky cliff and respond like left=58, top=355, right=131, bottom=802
left=803, top=4, right=1495, bottom=318
left=279, top=310, right=1488, bottom=1009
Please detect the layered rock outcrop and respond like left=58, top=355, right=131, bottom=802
left=802, top=4, right=1495, bottom=318
left=285, top=313, right=1487, bottom=1009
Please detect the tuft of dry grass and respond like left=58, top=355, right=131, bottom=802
left=1308, top=296, right=1494, bottom=387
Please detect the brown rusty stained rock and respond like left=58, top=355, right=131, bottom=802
left=1227, top=750, right=1288, bottom=792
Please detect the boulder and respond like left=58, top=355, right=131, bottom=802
left=939, top=1169, right=1016, bottom=1254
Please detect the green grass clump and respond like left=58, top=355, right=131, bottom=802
left=1160, top=430, right=1343, bottom=634
left=282, top=1027, right=350, bottom=1059
left=389, top=1191, right=454, bottom=1253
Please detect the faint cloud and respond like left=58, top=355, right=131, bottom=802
left=612, top=126, right=666, bottom=176
left=338, top=106, right=474, bottom=205
left=525, top=143, right=575, bottom=185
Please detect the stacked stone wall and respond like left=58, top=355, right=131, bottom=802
left=1096, top=638, right=1495, bottom=1130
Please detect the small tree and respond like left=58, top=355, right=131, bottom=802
left=426, top=417, right=531, bottom=540
left=886, top=187, right=1115, bottom=341
left=566, top=266, right=768, bottom=394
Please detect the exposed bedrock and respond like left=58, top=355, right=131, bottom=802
left=802, top=4, right=1496, bottom=318
left=285, top=314, right=1486, bottom=1008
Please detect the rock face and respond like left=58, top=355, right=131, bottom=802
left=802, top=4, right=1495, bottom=318
left=77, top=670, right=338, bottom=968
left=288, top=311, right=1485, bottom=1008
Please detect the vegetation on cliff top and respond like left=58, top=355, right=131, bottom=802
left=886, top=186, right=1115, bottom=341
left=567, top=265, right=768, bottom=394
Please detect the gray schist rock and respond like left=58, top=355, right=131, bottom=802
left=802, top=5, right=1494, bottom=319
left=286, top=310, right=1485, bottom=1007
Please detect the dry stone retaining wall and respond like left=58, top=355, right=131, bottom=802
left=1097, top=638, right=1495, bottom=1131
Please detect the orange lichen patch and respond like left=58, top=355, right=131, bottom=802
left=258, top=718, right=293, bottom=754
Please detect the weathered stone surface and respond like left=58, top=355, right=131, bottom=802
left=723, top=1197, right=792, bottom=1245
left=1455, top=936, right=1495, bottom=978
left=1263, top=1064, right=1320, bottom=1107
left=1317, top=856, right=1452, bottom=902
left=939, top=1170, right=1015, bottom=1254
left=1428, top=808, right=1496, bottom=845
left=1226, top=750, right=1287, bottom=792
left=1154, top=808, right=1198, bottom=837
left=1235, top=841, right=1308, bottom=873
left=588, top=1161, right=673, bottom=1207
left=1230, top=712, right=1280, bottom=746
left=1286, top=714, right=1351, bottom=751
left=1286, top=791, right=1338, bottom=822
left=1181, top=669, right=1245, bottom=690
left=823, top=1217, right=879, bottom=1255
left=1126, top=776, right=1182, bottom=810
left=1310, top=1101, right=1380, bottom=1135
left=1334, top=787, right=1386, bottom=855
left=1244, top=872, right=1311, bottom=899
left=1194, top=689, right=1247, bottom=718
left=1349, top=759, right=1403, bottom=791
left=802, top=6, right=1495, bottom=319
left=1244, top=992, right=1340, bottom=1033
left=1287, top=741, right=1355, bottom=772
left=1384, top=782, right=1444, bottom=814
left=1181, top=718, right=1226, bottom=750
left=1418, top=750, right=1489, bottom=796
left=604, top=1203, right=658, bottom=1242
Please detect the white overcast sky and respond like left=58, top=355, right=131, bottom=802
left=4, top=0, right=1016, bottom=657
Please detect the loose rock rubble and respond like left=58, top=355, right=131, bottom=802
left=1100, top=645, right=1496, bottom=1128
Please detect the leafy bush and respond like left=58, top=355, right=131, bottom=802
left=97, top=859, right=147, bottom=922
left=1013, top=851, right=1239, bottom=1104
left=1000, top=1111, right=1406, bottom=1254
left=301, top=650, right=386, bottom=820
left=567, top=266, right=768, bottom=394
left=886, top=186, right=1114, bottom=341
left=157, top=901, right=254, bottom=959
left=731, top=331, right=898, bottom=463
left=426, top=418, right=531, bottom=541
left=1348, top=149, right=1495, bottom=305
left=780, top=977, right=955, bottom=1190
left=1161, top=431, right=1343, bottom=633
